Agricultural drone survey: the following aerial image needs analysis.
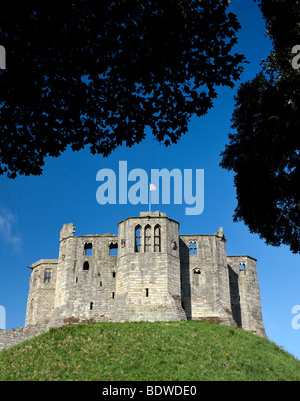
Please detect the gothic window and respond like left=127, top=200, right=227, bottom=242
left=109, top=242, right=118, bottom=256
left=154, top=225, right=161, bottom=253
left=135, top=225, right=141, bottom=253
left=84, top=243, right=93, bottom=256
left=189, top=241, right=197, bottom=256
left=193, top=269, right=201, bottom=286
left=144, top=225, right=151, bottom=252
left=83, top=261, right=89, bottom=271
left=44, top=270, right=51, bottom=283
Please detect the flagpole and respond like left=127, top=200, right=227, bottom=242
left=149, top=185, right=151, bottom=212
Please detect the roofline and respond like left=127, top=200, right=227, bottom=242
left=227, top=255, right=257, bottom=262
left=118, top=215, right=179, bottom=226
left=28, top=259, right=59, bottom=269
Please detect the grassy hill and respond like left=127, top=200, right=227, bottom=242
left=0, top=321, right=299, bottom=381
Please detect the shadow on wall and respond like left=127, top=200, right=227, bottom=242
left=179, top=238, right=191, bottom=320
left=228, top=266, right=242, bottom=328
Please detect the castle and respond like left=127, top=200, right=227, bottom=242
left=24, top=211, right=266, bottom=338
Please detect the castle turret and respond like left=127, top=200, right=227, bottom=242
left=227, top=256, right=266, bottom=338
left=180, top=228, right=236, bottom=326
left=112, top=211, right=186, bottom=322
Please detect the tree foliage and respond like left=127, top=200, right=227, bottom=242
left=221, top=0, right=300, bottom=253
left=0, top=0, right=245, bottom=178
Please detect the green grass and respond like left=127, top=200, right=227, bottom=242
left=0, top=321, right=299, bottom=381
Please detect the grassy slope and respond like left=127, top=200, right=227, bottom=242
left=0, top=321, right=299, bottom=381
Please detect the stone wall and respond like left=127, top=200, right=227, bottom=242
left=0, top=324, right=48, bottom=352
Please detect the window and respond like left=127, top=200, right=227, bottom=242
left=154, top=225, right=161, bottom=253
left=146, top=288, right=149, bottom=297
left=239, top=263, right=245, bottom=273
left=90, top=302, right=93, bottom=310
left=44, top=270, right=51, bottom=283
left=84, top=243, right=93, bottom=256
left=112, top=271, right=116, bottom=278
left=193, top=269, right=201, bottom=286
left=190, top=241, right=197, bottom=256
left=144, top=225, right=151, bottom=252
left=83, top=261, right=89, bottom=271
left=135, top=225, right=141, bottom=253
left=109, top=242, right=118, bottom=256
left=112, top=292, right=115, bottom=299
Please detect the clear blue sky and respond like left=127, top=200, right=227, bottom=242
left=0, top=0, right=299, bottom=361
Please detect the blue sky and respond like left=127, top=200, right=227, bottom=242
left=0, top=0, right=300, bottom=361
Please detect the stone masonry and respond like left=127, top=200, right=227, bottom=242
left=0, top=211, right=266, bottom=351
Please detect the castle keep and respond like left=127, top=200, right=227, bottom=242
left=24, top=211, right=266, bottom=338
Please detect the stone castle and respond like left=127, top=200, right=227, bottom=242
left=25, top=211, right=266, bottom=336
left=0, top=211, right=266, bottom=351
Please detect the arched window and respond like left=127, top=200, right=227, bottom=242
left=84, top=243, right=93, bottom=256
left=193, top=269, right=201, bottom=286
left=83, top=261, right=89, bottom=271
left=44, top=270, right=51, bottom=283
left=144, top=225, right=151, bottom=252
left=189, top=241, right=197, bottom=255
left=239, top=263, right=246, bottom=274
left=154, top=225, right=161, bottom=253
left=135, top=225, right=141, bottom=253
left=109, top=242, right=118, bottom=256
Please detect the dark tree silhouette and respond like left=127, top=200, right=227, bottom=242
left=221, top=0, right=300, bottom=253
left=0, top=0, right=245, bottom=178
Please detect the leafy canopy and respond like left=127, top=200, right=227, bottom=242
left=0, top=0, right=245, bottom=178
left=221, top=0, right=300, bottom=253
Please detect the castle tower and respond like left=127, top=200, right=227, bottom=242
left=227, top=256, right=266, bottom=337
left=180, top=228, right=236, bottom=326
left=48, top=223, right=77, bottom=324
left=49, top=224, right=118, bottom=326
left=112, top=211, right=186, bottom=322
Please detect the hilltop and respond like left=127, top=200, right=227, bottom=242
left=0, top=321, right=299, bottom=381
